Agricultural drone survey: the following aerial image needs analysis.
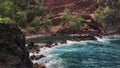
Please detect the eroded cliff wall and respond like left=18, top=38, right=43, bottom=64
left=44, top=0, right=97, bottom=16
left=44, top=0, right=120, bottom=35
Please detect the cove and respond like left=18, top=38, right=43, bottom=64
left=30, top=36, right=120, bottom=68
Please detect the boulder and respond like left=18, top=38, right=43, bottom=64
left=26, top=41, right=40, bottom=53
left=30, top=54, right=45, bottom=60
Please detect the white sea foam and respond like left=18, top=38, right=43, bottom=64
left=46, top=58, right=64, bottom=68
left=95, top=36, right=120, bottom=43
left=67, top=40, right=79, bottom=44
left=95, top=36, right=106, bottom=42
left=29, top=51, right=41, bottom=56
left=66, top=40, right=88, bottom=45
left=95, top=36, right=111, bottom=44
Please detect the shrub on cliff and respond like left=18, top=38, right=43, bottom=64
left=41, top=18, right=53, bottom=32
left=113, top=0, right=120, bottom=9
left=94, top=0, right=120, bottom=33
left=30, top=16, right=41, bottom=31
left=60, top=9, right=86, bottom=30
left=97, top=0, right=120, bottom=9
left=0, top=0, right=14, bottom=18
left=30, top=16, right=53, bottom=32
left=0, top=17, right=13, bottom=24
left=15, top=11, right=27, bottom=27
left=94, top=7, right=112, bottom=28
left=97, top=0, right=106, bottom=6
left=0, top=0, right=45, bottom=28
left=28, top=27, right=36, bottom=33
left=60, top=9, right=77, bottom=26
left=69, top=17, right=86, bottom=30
left=27, top=2, right=45, bottom=22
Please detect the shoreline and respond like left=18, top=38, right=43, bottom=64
left=25, top=33, right=120, bottom=39
left=26, top=33, right=120, bottom=68
left=25, top=34, right=51, bottom=39
left=26, top=34, right=99, bottom=68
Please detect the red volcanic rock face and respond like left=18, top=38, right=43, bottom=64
left=44, top=0, right=97, bottom=16
left=44, top=0, right=98, bottom=25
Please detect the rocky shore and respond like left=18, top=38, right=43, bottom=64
left=26, top=34, right=99, bottom=68
left=0, top=23, right=118, bottom=68
left=26, top=32, right=120, bottom=68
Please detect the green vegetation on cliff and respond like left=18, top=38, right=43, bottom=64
left=60, top=9, right=86, bottom=31
left=1, top=0, right=120, bottom=34
left=94, top=0, right=120, bottom=33
left=0, top=0, right=53, bottom=33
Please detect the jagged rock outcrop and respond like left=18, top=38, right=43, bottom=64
left=0, top=24, right=33, bottom=68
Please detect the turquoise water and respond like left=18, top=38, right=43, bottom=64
left=34, top=37, right=120, bottom=68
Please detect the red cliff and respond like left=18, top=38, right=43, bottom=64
left=44, top=0, right=97, bottom=16
left=44, top=0, right=98, bottom=26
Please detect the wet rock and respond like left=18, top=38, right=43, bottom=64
left=51, top=42, right=59, bottom=47
left=71, top=35, right=97, bottom=41
left=0, top=23, right=33, bottom=68
left=30, top=54, right=45, bottom=60
left=45, top=41, right=53, bottom=48
left=26, top=42, right=40, bottom=53
left=28, top=42, right=35, bottom=49
left=35, top=54, right=45, bottom=60
left=30, top=55, right=36, bottom=60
